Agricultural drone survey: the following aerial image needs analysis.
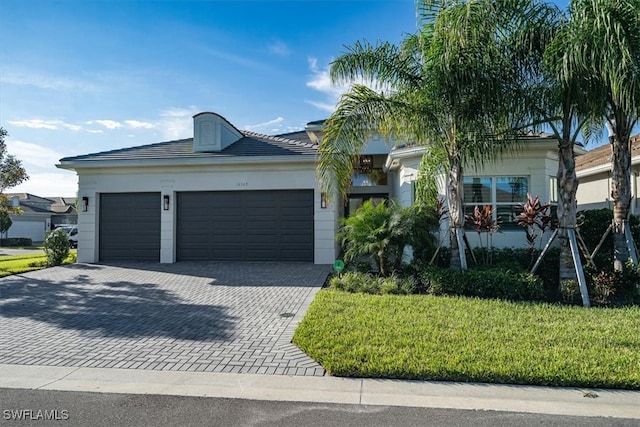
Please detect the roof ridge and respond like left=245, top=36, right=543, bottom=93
left=241, top=130, right=318, bottom=149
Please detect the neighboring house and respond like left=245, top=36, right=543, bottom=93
left=57, top=111, right=593, bottom=264
left=576, top=134, right=640, bottom=216
left=3, top=194, right=78, bottom=242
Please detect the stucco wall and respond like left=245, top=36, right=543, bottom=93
left=75, top=162, right=337, bottom=264
left=577, top=167, right=639, bottom=216
left=391, top=145, right=560, bottom=249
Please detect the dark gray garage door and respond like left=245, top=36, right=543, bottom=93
left=177, top=190, right=314, bottom=261
left=99, top=193, right=161, bottom=262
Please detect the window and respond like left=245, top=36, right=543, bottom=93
left=463, top=176, right=529, bottom=229
left=350, top=169, right=388, bottom=186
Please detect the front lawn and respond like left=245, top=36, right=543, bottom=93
left=0, top=251, right=77, bottom=277
left=293, top=290, right=640, bottom=389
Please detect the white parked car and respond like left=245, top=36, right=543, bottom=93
left=56, top=226, right=78, bottom=248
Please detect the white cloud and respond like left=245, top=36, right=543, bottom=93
left=124, top=120, right=154, bottom=129
left=8, top=171, right=78, bottom=198
left=306, top=57, right=350, bottom=98
left=8, top=119, right=82, bottom=131
left=86, top=129, right=103, bottom=134
left=8, top=119, right=58, bottom=130
left=305, top=57, right=350, bottom=114
left=5, top=138, right=68, bottom=169
left=244, top=117, right=284, bottom=132
left=88, top=120, right=122, bottom=130
left=304, top=100, right=336, bottom=113
left=1, top=68, right=98, bottom=92
left=157, top=106, right=200, bottom=140
left=62, top=123, right=83, bottom=131
left=305, top=57, right=390, bottom=114
left=268, top=41, right=291, bottom=57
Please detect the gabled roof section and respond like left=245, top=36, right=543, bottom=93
left=5, top=193, right=77, bottom=214
left=576, top=134, right=640, bottom=172
left=58, top=130, right=318, bottom=164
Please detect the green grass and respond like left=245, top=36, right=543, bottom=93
left=293, top=290, right=640, bottom=389
left=0, top=251, right=77, bottom=277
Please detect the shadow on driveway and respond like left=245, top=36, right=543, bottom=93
left=0, top=272, right=236, bottom=341
left=93, top=261, right=332, bottom=287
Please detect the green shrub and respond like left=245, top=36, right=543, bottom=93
left=43, top=229, right=70, bottom=266
left=0, top=237, right=33, bottom=247
left=588, top=261, right=640, bottom=307
left=329, top=271, right=415, bottom=295
left=579, top=209, right=640, bottom=268
left=418, top=266, right=545, bottom=301
left=338, top=200, right=438, bottom=276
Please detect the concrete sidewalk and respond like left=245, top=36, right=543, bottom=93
left=1, top=364, right=638, bottom=420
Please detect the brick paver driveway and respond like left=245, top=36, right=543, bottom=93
left=0, top=262, right=331, bottom=376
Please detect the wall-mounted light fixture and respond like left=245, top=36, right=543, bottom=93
left=163, top=195, right=170, bottom=211
left=81, top=197, right=89, bottom=212
left=359, top=155, right=373, bottom=173
left=320, top=192, right=328, bottom=209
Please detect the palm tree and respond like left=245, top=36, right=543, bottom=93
left=566, top=0, right=640, bottom=272
left=318, top=0, right=554, bottom=270
left=537, top=5, right=598, bottom=285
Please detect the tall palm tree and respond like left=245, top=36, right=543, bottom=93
left=566, top=0, right=640, bottom=272
left=538, top=5, right=599, bottom=285
left=318, top=0, right=554, bottom=269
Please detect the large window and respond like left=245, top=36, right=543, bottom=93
left=463, top=176, right=528, bottom=229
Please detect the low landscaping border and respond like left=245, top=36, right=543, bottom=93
left=0, top=252, right=77, bottom=277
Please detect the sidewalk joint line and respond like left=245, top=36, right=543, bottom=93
left=36, top=366, right=82, bottom=390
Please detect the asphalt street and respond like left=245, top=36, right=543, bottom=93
left=1, top=389, right=636, bottom=427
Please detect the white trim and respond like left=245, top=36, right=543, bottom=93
left=577, top=155, right=640, bottom=178
left=57, top=155, right=317, bottom=171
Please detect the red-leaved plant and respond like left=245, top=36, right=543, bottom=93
left=465, top=204, right=500, bottom=264
left=515, top=193, right=552, bottom=266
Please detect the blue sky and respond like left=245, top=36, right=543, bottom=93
left=0, top=0, right=585, bottom=198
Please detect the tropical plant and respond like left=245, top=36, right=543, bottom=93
left=319, top=0, right=555, bottom=270
left=337, top=199, right=438, bottom=276
left=465, top=204, right=500, bottom=265
left=515, top=193, right=552, bottom=266
left=337, top=200, right=403, bottom=276
left=564, top=0, right=640, bottom=273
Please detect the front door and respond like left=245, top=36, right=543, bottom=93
left=344, top=194, right=388, bottom=217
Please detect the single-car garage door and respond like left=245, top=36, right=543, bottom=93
left=177, top=190, right=313, bottom=261
left=100, top=193, right=161, bottom=262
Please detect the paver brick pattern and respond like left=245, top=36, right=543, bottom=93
left=0, top=262, right=331, bottom=376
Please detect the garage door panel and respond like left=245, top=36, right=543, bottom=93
left=177, top=190, right=313, bottom=261
left=100, top=193, right=161, bottom=262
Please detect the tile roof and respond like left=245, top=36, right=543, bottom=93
left=4, top=193, right=77, bottom=215
left=60, top=130, right=317, bottom=163
left=575, top=134, right=640, bottom=172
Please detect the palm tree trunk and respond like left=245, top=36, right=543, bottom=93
left=611, top=135, right=632, bottom=272
left=448, top=153, right=467, bottom=270
left=557, top=137, right=578, bottom=283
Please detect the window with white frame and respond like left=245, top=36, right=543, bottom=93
left=463, top=176, right=529, bottom=229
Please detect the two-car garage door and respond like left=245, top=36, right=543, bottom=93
left=99, top=190, right=314, bottom=262
left=176, top=190, right=313, bottom=262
